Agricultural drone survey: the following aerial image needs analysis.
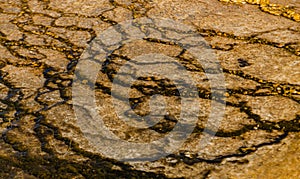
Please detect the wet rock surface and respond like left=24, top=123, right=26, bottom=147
left=0, top=0, right=299, bottom=178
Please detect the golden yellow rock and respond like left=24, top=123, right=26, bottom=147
left=219, top=0, right=300, bottom=22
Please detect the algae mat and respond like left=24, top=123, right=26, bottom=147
left=0, top=0, right=299, bottom=178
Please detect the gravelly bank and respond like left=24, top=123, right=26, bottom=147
left=0, top=0, right=299, bottom=178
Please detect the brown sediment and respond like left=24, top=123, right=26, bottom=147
left=0, top=0, right=299, bottom=178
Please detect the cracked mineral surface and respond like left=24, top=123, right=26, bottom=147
left=0, top=0, right=299, bottom=178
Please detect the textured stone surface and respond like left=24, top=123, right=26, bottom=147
left=0, top=0, right=299, bottom=178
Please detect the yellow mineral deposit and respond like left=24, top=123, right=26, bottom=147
left=218, top=0, right=269, bottom=4
left=219, top=0, right=300, bottom=21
